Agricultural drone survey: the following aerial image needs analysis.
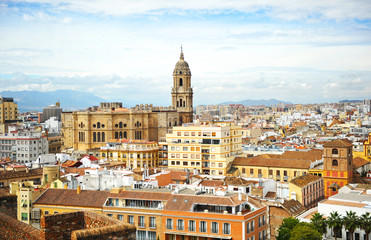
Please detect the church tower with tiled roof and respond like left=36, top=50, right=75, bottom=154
left=323, top=139, right=353, bottom=197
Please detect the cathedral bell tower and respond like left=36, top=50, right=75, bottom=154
left=172, top=47, right=193, bottom=124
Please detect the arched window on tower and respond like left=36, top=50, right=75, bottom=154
left=119, top=131, right=122, bottom=138
left=97, top=132, right=101, bottom=142
left=93, top=132, right=96, bottom=142
left=332, top=149, right=338, bottom=155
left=183, top=100, right=186, bottom=107
left=180, top=117, right=183, bottom=125
left=115, top=132, right=118, bottom=139
left=97, top=122, right=101, bottom=128
left=102, top=132, right=105, bottom=142
left=179, top=78, right=183, bottom=86
left=124, top=131, right=127, bottom=139
left=119, top=122, right=123, bottom=128
left=177, top=101, right=179, bottom=107
left=332, top=159, right=338, bottom=166
left=169, top=118, right=172, bottom=127
left=179, top=99, right=182, bottom=107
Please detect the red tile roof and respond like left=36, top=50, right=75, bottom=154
left=323, top=139, right=353, bottom=148
left=290, top=174, right=322, bottom=187
left=34, top=189, right=110, bottom=208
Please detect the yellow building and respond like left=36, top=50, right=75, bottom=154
left=62, top=49, right=194, bottom=152
left=100, top=139, right=159, bottom=169
left=0, top=97, right=18, bottom=134
left=289, top=174, right=324, bottom=209
left=232, top=156, right=311, bottom=182
left=363, top=132, right=371, bottom=160
left=165, top=122, right=242, bottom=175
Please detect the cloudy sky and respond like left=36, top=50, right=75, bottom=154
left=1, top=0, right=371, bottom=106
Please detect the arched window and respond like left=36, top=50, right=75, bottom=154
left=177, top=101, right=179, bottom=107
left=179, top=99, right=182, bottom=107
left=124, top=131, right=127, bottom=139
left=97, top=122, right=101, bottom=128
left=174, top=121, right=177, bottom=126
left=119, top=131, right=122, bottom=138
left=179, top=78, right=183, bottom=86
left=93, top=132, right=96, bottom=142
left=115, top=132, right=118, bottom=139
left=332, top=149, right=338, bottom=155
left=183, top=100, right=186, bottom=107
left=102, top=132, right=105, bottom=142
left=332, top=159, right=338, bottom=166
left=180, top=117, right=183, bottom=125
left=97, top=132, right=101, bottom=142
left=119, top=122, right=123, bottom=128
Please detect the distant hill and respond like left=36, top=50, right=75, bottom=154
left=220, top=98, right=292, bottom=106
left=339, top=99, right=363, bottom=103
left=0, top=90, right=106, bottom=112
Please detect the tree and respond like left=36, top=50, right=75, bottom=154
left=343, top=211, right=359, bottom=240
left=327, top=211, right=343, bottom=240
left=290, top=222, right=322, bottom=240
left=310, top=212, right=327, bottom=238
left=359, top=212, right=371, bottom=240
left=276, top=217, right=300, bottom=240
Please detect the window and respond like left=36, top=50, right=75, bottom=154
left=251, top=220, right=255, bottom=231
left=262, top=215, right=266, bottom=225
left=332, top=148, right=338, bottom=155
left=189, top=220, right=196, bottom=231
left=166, top=218, right=173, bottom=229
left=21, top=213, right=28, bottom=221
left=200, top=221, right=207, bottom=232
left=269, top=169, right=273, bottom=176
left=148, top=231, right=156, bottom=240
left=250, top=169, right=254, bottom=175
left=139, top=216, right=145, bottom=227
left=332, top=159, right=338, bottom=166
left=118, top=215, right=123, bottom=221
left=211, top=222, right=219, bottom=234
left=44, top=211, right=49, bottom=215
left=149, top=217, right=156, bottom=228
left=137, top=230, right=146, bottom=240
left=259, top=216, right=262, bottom=227
left=223, top=223, right=231, bottom=234
left=246, top=221, right=250, bottom=233
left=128, top=215, right=134, bottom=224
left=177, top=219, right=184, bottom=230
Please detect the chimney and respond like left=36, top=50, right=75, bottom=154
left=77, top=185, right=81, bottom=194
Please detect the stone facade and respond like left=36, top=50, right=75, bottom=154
left=62, top=49, right=194, bottom=152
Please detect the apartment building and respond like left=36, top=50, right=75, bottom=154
left=0, top=127, right=48, bottom=163
left=32, top=187, right=267, bottom=240
left=166, top=122, right=243, bottom=175
left=100, top=139, right=159, bottom=169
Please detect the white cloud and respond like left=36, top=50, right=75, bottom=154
left=7, top=0, right=371, bottom=21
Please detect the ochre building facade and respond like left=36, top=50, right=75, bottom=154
left=62, top=49, right=194, bottom=151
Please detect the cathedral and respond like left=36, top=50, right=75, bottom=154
left=61, top=48, right=194, bottom=151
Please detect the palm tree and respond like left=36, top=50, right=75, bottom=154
left=359, top=212, right=371, bottom=240
left=311, top=212, right=327, bottom=239
left=327, top=211, right=343, bottom=240
left=343, top=211, right=359, bottom=240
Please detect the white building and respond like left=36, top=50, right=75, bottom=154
left=0, top=126, right=48, bottom=164
left=298, top=184, right=371, bottom=240
left=78, top=169, right=134, bottom=191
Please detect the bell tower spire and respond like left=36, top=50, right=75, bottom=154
left=171, top=47, right=193, bottom=124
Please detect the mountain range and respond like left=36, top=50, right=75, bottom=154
left=220, top=98, right=292, bottom=106
left=0, top=90, right=106, bottom=112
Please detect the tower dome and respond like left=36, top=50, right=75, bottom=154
left=173, top=47, right=191, bottom=75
